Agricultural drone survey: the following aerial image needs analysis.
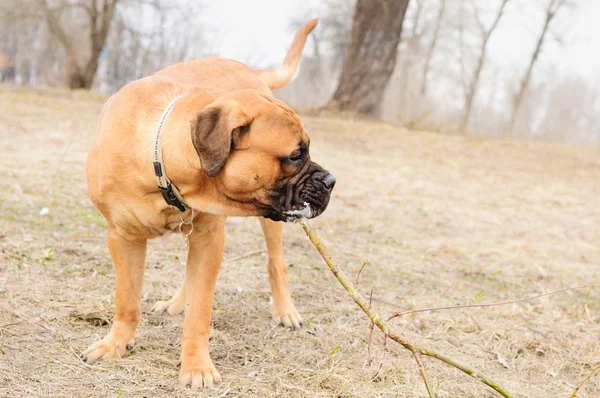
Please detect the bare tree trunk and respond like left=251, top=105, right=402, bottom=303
left=39, top=0, right=118, bottom=89
left=83, top=0, right=118, bottom=88
left=420, top=0, right=445, bottom=96
left=327, top=0, right=410, bottom=116
left=508, top=0, right=564, bottom=135
left=457, top=2, right=468, bottom=100
left=400, top=0, right=423, bottom=122
left=458, top=0, right=509, bottom=134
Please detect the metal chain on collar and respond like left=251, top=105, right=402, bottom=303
left=178, top=208, right=195, bottom=249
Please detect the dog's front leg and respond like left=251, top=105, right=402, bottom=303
left=82, top=228, right=146, bottom=363
left=260, top=218, right=303, bottom=329
left=179, top=214, right=225, bottom=389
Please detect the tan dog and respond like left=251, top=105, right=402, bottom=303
left=83, top=19, right=335, bottom=389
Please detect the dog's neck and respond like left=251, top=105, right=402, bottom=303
left=152, top=93, right=256, bottom=217
left=153, top=95, right=189, bottom=212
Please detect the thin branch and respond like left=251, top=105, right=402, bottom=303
left=71, top=0, right=94, bottom=17
left=298, top=219, right=513, bottom=398
left=388, top=285, right=600, bottom=320
left=36, top=0, right=79, bottom=70
left=420, top=0, right=446, bottom=95
left=412, top=349, right=436, bottom=398
left=355, top=262, right=368, bottom=288
left=460, top=0, right=510, bottom=133
left=366, top=323, right=374, bottom=367
left=224, top=249, right=264, bottom=263
left=569, top=364, right=600, bottom=398
left=0, top=321, right=23, bottom=329
left=366, top=287, right=375, bottom=366
left=509, top=0, right=566, bottom=134
left=470, top=0, right=486, bottom=35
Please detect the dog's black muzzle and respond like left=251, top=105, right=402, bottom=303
left=262, top=161, right=336, bottom=222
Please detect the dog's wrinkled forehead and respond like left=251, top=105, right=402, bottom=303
left=256, top=93, right=308, bottom=142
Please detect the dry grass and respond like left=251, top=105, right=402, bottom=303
left=1, top=85, right=599, bottom=397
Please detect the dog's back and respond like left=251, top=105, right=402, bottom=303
left=156, top=19, right=318, bottom=92
left=156, top=58, right=270, bottom=92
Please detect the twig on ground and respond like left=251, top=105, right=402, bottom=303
left=0, top=321, right=23, bottom=329
left=412, top=350, right=436, bottom=398
left=569, top=364, right=600, bottom=398
left=355, top=262, right=368, bottom=287
left=224, top=249, right=264, bottom=263
left=366, top=287, right=375, bottom=367
left=389, top=285, right=600, bottom=320
left=264, top=323, right=279, bottom=339
left=298, top=219, right=513, bottom=398
left=367, top=324, right=374, bottom=367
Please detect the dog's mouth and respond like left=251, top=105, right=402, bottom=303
left=256, top=162, right=336, bottom=222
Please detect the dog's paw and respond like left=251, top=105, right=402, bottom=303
left=80, top=335, right=135, bottom=364
left=273, top=302, right=303, bottom=330
left=152, top=297, right=186, bottom=315
left=179, top=363, right=222, bottom=389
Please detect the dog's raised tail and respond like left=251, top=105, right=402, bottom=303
left=256, top=18, right=318, bottom=90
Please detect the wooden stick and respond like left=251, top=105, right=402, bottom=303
left=569, top=364, right=600, bottom=398
left=298, top=219, right=513, bottom=398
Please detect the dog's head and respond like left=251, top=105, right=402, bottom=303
left=190, top=89, right=335, bottom=221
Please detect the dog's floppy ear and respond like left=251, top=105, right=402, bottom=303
left=191, top=100, right=252, bottom=178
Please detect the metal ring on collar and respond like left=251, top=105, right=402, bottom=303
left=179, top=208, right=195, bottom=224
left=178, top=221, right=194, bottom=236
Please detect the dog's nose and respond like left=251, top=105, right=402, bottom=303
left=323, top=174, right=336, bottom=190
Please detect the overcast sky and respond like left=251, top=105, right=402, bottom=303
left=198, top=0, right=600, bottom=84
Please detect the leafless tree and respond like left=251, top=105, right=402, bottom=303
left=2, top=0, right=597, bottom=144
left=458, top=0, right=510, bottom=134
left=319, top=0, right=355, bottom=73
left=36, top=0, right=119, bottom=89
left=0, top=0, right=203, bottom=91
left=508, top=0, right=569, bottom=135
left=327, top=0, right=411, bottom=116
left=391, top=0, right=428, bottom=125
left=420, top=0, right=445, bottom=96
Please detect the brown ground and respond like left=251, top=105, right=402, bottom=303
left=0, top=86, right=599, bottom=398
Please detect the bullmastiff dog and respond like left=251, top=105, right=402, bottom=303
left=83, top=19, right=335, bottom=389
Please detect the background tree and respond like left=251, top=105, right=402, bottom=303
left=0, top=0, right=203, bottom=91
left=458, top=0, right=509, bottom=133
left=37, top=0, right=119, bottom=89
left=420, top=0, right=445, bottom=96
left=508, top=0, right=568, bottom=135
left=327, top=0, right=410, bottom=116
left=1, top=0, right=596, bottom=145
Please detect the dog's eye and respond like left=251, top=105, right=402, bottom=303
left=284, top=150, right=304, bottom=163
left=279, top=143, right=308, bottom=165
left=287, top=153, right=303, bottom=162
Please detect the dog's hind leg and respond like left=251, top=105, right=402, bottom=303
left=81, top=228, right=146, bottom=363
left=260, top=218, right=303, bottom=330
left=152, top=279, right=186, bottom=315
